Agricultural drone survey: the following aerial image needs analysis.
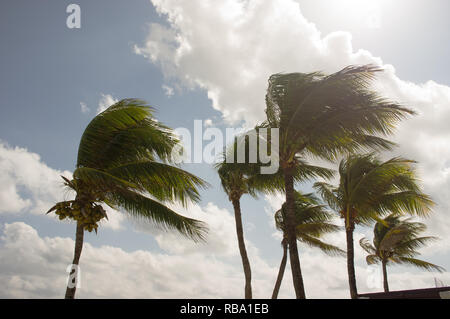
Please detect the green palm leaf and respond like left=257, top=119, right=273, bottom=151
left=300, top=234, right=345, bottom=257
left=361, top=214, right=443, bottom=273
left=394, top=257, right=445, bottom=272
left=108, top=160, right=208, bottom=205
left=106, top=187, right=207, bottom=242
left=274, top=191, right=344, bottom=256
left=77, top=99, right=178, bottom=169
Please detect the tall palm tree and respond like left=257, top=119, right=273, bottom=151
left=47, top=99, right=208, bottom=299
left=216, top=160, right=254, bottom=299
left=360, top=214, right=443, bottom=292
left=271, top=191, right=344, bottom=299
left=215, top=132, right=333, bottom=299
left=314, top=154, right=434, bottom=298
left=263, top=64, right=415, bottom=298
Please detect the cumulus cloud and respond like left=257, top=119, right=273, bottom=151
left=0, top=143, right=125, bottom=231
left=0, top=221, right=274, bottom=298
left=80, top=102, right=90, bottom=114
left=131, top=202, right=239, bottom=256
left=136, top=0, right=450, bottom=259
left=97, top=93, right=119, bottom=114
left=2, top=0, right=449, bottom=299
left=162, top=84, right=175, bottom=97
left=204, top=118, right=213, bottom=127
left=135, top=0, right=387, bottom=125
left=0, top=142, right=72, bottom=215
left=1, top=221, right=445, bottom=298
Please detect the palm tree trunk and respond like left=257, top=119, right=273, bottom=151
left=382, top=260, right=389, bottom=292
left=272, top=238, right=288, bottom=299
left=65, top=221, right=84, bottom=299
left=346, top=223, right=358, bottom=299
left=283, top=168, right=306, bottom=299
left=231, top=198, right=252, bottom=299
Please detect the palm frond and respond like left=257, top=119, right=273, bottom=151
left=77, top=99, right=178, bottom=169
left=108, top=160, right=209, bottom=205
left=359, top=237, right=376, bottom=254
left=106, top=189, right=207, bottom=242
left=73, top=167, right=137, bottom=193
left=299, top=234, right=346, bottom=257
left=366, top=254, right=380, bottom=265
left=313, top=182, right=340, bottom=211
left=265, top=65, right=415, bottom=162
left=394, top=257, right=445, bottom=272
left=361, top=214, right=443, bottom=272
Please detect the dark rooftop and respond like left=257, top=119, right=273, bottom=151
left=358, top=287, right=450, bottom=299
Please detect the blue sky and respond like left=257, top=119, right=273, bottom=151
left=1, top=0, right=450, bottom=298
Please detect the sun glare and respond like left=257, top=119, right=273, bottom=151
left=338, top=0, right=382, bottom=12
left=330, top=0, right=385, bottom=29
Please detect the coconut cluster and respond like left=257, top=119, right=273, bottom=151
left=54, top=201, right=107, bottom=232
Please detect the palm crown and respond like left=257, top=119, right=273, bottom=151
left=314, top=153, right=434, bottom=227
left=360, top=214, right=443, bottom=292
left=360, top=214, right=443, bottom=271
left=274, top=192, right=344, bottom=256
left=263, top=65, right=415, bottom=163
left=271, top=191, right=344, bottom=299
left=48, top=99, right=209, bottom=239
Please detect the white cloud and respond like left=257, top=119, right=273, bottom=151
left=97, top=93, right=119, bottom=114
left=98, top=206, right=126, bottom=231
left=204, top=118, right=213, bottom=127
left=162, top=84, right=175, bottom=97
left=136, top=0, right=387, bottom=125
left=131, top=202, right=239, bottom=256
left=2, top=0, right=449, bottom=300
left=2, top=221, right=445, bottom=298
left=80, top=102, right=90, bottom=114
left=325, top=0, right=383, bottom=29
left=0, top=142, right=124, bottom=231
left=0, top=142, right=72, bottom=215
left=136, top=0, right=450, bottom=260
left=0, top=221, right=275, bottom=298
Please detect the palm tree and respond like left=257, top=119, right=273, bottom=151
left=215, top=132, right=333, bottom=299
left=360, top=214, right=443, bottom=292
left=47, top=99, right=208, bottom=299
left=271, top=191, right=344, bottom=299
left=216, top=160, right=254, bottom=299
left=263, top=64, right=415, bottom=298
left=314, top=154, right=434, bottom=298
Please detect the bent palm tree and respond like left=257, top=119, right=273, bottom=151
left=272, top=192, right=344, bottom=299
left=216, top=160, right=254, bottom=299
left=216, top=132, right=333, bottom=299
left=315, top=154, right=434, bottom=298
left=360, top=214, right=443, bottom=292
left=47, top=99, right=208, bottom=299
left=263, top=65, right=415, bottom=298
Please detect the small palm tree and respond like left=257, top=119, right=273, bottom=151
left=314, top=154, right=434, bottom=298
left=47, top=99, right=208, bottom=299
left=360, top=214, right=444, bottom=292
left=271, top=191, right=344, bottom=299
left=263, top=65, right=415, bottom=298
